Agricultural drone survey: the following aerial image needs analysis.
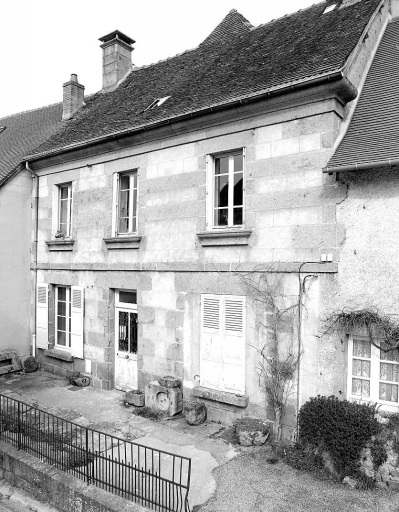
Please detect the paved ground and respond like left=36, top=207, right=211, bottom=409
left=0, top=371, right=239, bottom=510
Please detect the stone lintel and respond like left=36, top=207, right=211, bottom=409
left=193, top=386, right=249, bottom=408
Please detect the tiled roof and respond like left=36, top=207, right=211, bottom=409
left=0, top=103, right=63, bottom=187
left=28, top=0, right=382, bottom=161
left=325, top=19, right=399, bottom=172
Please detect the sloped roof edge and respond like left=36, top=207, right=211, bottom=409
left=26, top=70, right=352, bottom=162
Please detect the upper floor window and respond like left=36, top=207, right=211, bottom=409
left=208, top=150, right=244, bottom=228
left=58, top=183, right=72, bottom=237
left=115, top=171, right=138, bottom=235
left=347, top=336, right=399, bottom=412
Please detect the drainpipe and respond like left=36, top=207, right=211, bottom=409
left=25, top=162, right=39, bottom=358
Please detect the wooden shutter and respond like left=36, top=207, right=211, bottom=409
left=71, top=286, right=84, bottom=359
left=36, top=284, right=49, bottom=349
left=222, top=296, right=246, bottom=394
left=200, top=295, right=222, bottom=390
left=112, top=173, right=119, bottom=236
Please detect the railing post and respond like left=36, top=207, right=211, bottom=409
left=85, top=427, right=89, bottom=485
left=17, top=401, right=21, bottom=450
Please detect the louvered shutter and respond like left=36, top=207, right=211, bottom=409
left=71, top=286, right=84, bottom=359
left=200, top=295, right=222, bottom=390
left=36, top=284, right=49, bottom=349
left=222, top=297, right=246, bottom=394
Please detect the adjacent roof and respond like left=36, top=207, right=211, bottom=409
left=0, top=103, right=63, bottom=187
left=28, top=0, right=382, bottom=161
left=325, top=19, right=399, bottom=173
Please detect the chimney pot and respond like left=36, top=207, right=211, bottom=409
left=99, top=30, right=135, bottom=91
left=62, top=74, right=85, bottom=120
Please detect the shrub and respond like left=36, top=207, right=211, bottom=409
left=298, top=396, right=380, bottom=476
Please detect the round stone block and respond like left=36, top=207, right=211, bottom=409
left=184, top=401, right=207, bottom=426
left=158, top=376, right=181, bottom=388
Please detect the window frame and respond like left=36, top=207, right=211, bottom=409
left=347, top=335, right=399, bottom=412
left=57, top=183, right=73, bottom=238
left=206, top=149, right=245, bottom=230
left=113, top=170, right=138, bottom=237
left=55, top=285, right=72, bottom=350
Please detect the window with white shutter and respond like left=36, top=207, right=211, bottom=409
left=200, top=294, right=246, bottom=394
left=36, top=284, right=49, bottom=349
left=71, top=286, right=84, bottom=359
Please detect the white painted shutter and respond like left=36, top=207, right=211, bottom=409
left=71, top=286, right=84, bottom=359
left=36, top=284, right=49, bottom=349
left=200, top=295, right=222, bottom=390
left=112, top=173, right=119, bottom=236
left=222, top=297, right=246, bottom=394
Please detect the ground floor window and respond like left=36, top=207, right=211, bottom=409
left=200, top=294, right=246, bottom=394
left=56, top=286, right=71, bottom=349
left=348, top=336, right=399, bottom=411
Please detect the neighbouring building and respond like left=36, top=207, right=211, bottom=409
left=18, top=0, right=399, bottom=435
left=0, top=103, right=63, bottom=357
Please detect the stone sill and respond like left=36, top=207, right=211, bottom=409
left=44, top=349, right=74, bottom=362
left=45, top=239, right=75, bottom=251
left=103, top=236, right=142, bottom=250
left=197, top=230, right=252, bottom=247
left=193, top=386, right=249, bottom=408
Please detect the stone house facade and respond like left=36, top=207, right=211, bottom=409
left=22, top=0, right=399, bottom=432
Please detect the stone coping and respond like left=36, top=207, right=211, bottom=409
left=44, top=349, right=74, bottom=362
left=197, top=230, right=253, bottom=247
left=193, top=386, right=249, bottom=408
left=45, top=239, right=75, bottom=251
left=103, top=236, right=142, bottom=250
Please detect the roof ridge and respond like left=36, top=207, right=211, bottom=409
left=251, top=1, right=324, bottom=32
left=0, top=100, right=62, bottom=122
left=127, top=47, right=197, bottom=75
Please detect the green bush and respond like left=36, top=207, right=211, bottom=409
left=298, top=396, right=380, bottom=476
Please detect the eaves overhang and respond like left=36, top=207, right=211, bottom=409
left=25, top=71, right=357, bottom=166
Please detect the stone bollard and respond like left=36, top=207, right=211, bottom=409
left=184, top=401, right=207, bottom=426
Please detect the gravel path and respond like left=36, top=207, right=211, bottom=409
left=198, top=450, right=399, bottom=512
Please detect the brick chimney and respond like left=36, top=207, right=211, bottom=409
left=99, top=30, right=135, bottom=92
left=62, top=74, right=85, bottom=120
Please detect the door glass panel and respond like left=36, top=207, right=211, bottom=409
left=118, top=311, right=129, bottom=352
left=119, top=291, right=137, bottom=305
left=129, top=313, right=138, bottom=354
left=353, top=339, right=371, bottom=358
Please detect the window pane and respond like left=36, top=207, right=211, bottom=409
left=120, top=174, right=130, bottom=190
left=57, top=316, right=66, bottom=332
left=133, top=171, right=137, bottom=188
left=352, top=378, right=370, bottom=397
left=380, top=362, right=399, bottom=382
left=380, top=383, right=398, bottom=402
left=215, top=175, right=229, bottom=208
left=60, top=200, right=68, bottom=225
left=233, top=174, right=243, bottom=206
left=215, top=209, right=228, bottom=226
left=60, top=186, right=69, bottom=199
left=57, top=300, right=66, bottom=316
left=57, top=331, right=66, bottom=346
left=233, top=154, right=243, bottom=173
left=233, top=208, right=243, bottom=225
left=129, top=313, right=138, bottom=354
left=118, top=218, right=129, bottom=233
left=58, top=287, right=66, bottom=301
left=119, top=291, right=137, bottom=304
left=118, top=311, right=129, bottom=352
left=215, top=156, right=229, bottom=175
left=353, top=339, right=371, bottom=358
left=381, top=345, right=399, bottom=362
left=353, top=359, right=370, bottom=378
left=119, top=190, right=130, bottom=217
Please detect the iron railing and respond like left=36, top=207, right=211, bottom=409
left=0, top=393, right=191, bottom=511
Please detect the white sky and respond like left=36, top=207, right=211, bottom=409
left=0, top=0, right=319, bottom=118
